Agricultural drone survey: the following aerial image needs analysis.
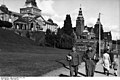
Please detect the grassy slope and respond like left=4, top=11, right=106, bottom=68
left=0, top=48, right=69, bottom=76
left=0, top=28, right=70, bottom=76
left=0, top=28, right=34, bottom=45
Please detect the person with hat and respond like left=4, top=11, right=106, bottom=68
left=82, top=46, right=96, bottom=77
left=66, top=47, right=80, bottom=77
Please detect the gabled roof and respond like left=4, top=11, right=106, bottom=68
left=10, top=11, right=23, bottom=17
left=87, top=27, right=93, bottom=32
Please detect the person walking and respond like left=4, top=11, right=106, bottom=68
left=108, top=50, right=114, bottom=68
left=102, top=49, right=111, bottom=76
left=66, top=47, right=80, bottom=77
left=112, top=55, right=118, bottom=76
left=82, top=46, right=96, bottom=77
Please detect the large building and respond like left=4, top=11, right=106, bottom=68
left=14, top=0, right=43, bottom=31
left=75, top=5, right=95, bottom=40
left=74, top=5, right=112, bottom=45
left=0, top=0, right=58, bottom=32
left=76, top=5, right=84, bottom=39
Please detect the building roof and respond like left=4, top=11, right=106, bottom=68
left=43, top=18, right=58, bottom=26
left=104, top=32, right=111, bottom=36
left=83, top=28, right=89, bottom=33
left=14, top=18, right=28, bottom=24
left=0, top=5, right=22, bottom=17
left=84, top=26, right=93, bottom=32
left=104, top=31, right=112, bottom=40
left=0, top=5, right=9, bottom=14
left=45, top=21, right=58, bottom=26
left=10, top=11, right=23, bottom=17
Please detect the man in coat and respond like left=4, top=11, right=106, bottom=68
left=82, top=46, right=97, bottom=77
left=66, top=47, right=80, bottom=77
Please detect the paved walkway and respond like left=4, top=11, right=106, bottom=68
left=42, top=59, right=119, bottom=77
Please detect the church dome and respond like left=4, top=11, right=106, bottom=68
left=83, top=28, right=88, bottom=33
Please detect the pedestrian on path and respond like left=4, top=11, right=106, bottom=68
left=112, top=55, right=118, bottom=76
left=82, top=46, right=96, bottom=77
left=66, top=47, right=80, bottom=77
left=108, top=50, right=114, bottom=68
left=102, top=49, right=111, bottom=76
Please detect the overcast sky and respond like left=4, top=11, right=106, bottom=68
left=0, top=0, right=119, bottom=40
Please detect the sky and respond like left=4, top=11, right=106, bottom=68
left=0, top=0, right=119, bottom=40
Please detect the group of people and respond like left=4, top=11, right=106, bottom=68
left=66, top=46, right=118, bottom=77
left=66, top=46, right=99, bottom=77
left=102, top=49, right=118, bottom=76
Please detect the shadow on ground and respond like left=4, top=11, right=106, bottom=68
left=56, top=60, right=86, bottom=77
left=95, top=70, right=114, bottom=76
left=59, top=74, right=69, bottom=77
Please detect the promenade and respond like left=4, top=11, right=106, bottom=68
left=42, top=59, right=119, bottom=77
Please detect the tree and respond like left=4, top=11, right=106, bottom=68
left=44, top=15, right=75, bottom=49
left=0, top=20, right=3, bottom=27
left=26, top=31, right=30, bottom=38
left=45, top=29, right=52, bottom=46
left=45, top=29, right=57, bottom=47
left=0, top=20, right=12, bottom=28
left=62, top=14, right=73, bottom=35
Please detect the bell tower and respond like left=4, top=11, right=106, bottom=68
left=76, top=4, right=84, bottom=38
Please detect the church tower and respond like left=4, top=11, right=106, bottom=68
left=94, top=14, right=104, bottom=40
left=76, top=5, right=84, bottom=38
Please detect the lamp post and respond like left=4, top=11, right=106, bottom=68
left=104, top=37, right=107, bottom=50
left=118, top=52, right=120, bottom=77
left=99, top=13, right=101, bottom=58
left=117, top=38, right=120, bottom=76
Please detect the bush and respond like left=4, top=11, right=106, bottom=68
left=45, top=29, right=57, bottom=47
left=0, top=20, right=12, bottom=28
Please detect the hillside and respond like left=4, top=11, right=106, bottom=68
left=0, top=28, right=34, bottom=45
left=0, top=28, right=36, bottom=51
left=0, top=28, right=70, bottom=76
